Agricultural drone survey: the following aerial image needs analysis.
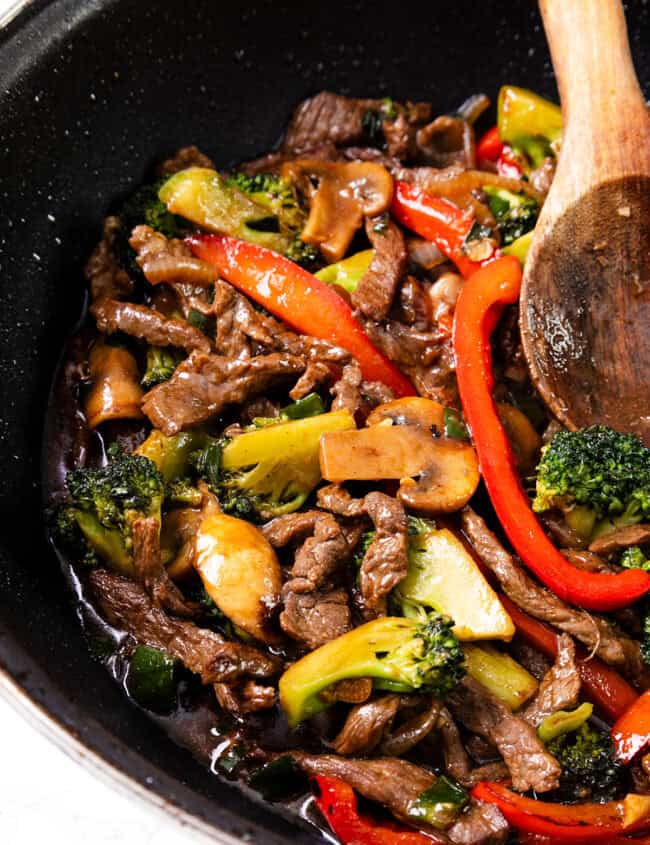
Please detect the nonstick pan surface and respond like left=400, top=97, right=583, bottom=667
left=2, top=1, right=650, bottom=841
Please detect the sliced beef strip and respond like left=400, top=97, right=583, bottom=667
left=562, top=549, right=612, bottom=573
left=85, top=216, right=134, bottom=302
left=282, top=92, right=378, bottom=154
left=280, top=588, right=351, bottom=651
left=157, top=145, right=215, bottom=176
left=363, top=317, right=457, bottom=407
left=510, top=639, right=552, bottom=681
left=380, top=697, right=441, bottom=757
left=313, top=486, right=408, bottom=615
left=447, top=801, right=509, bottom=845
left=288, top=360, right=333, bottom=401
left=289, top=753, right=437, bottom=829
left=589, top=524, right=650, bottom=556
left=448, top=677, right=561, bottom=793
left=131, top=517, right=198, bottom=618
left=213, top=680, right=276, bottom=715
left=280, top=513, right=357, bottom=649
left=331, top=695, right=401, bottom=756
left=330, top=361, right=395, bottom=417
left=316, top=483, right=367, bottom=518
left=261, top=511, right=323, bottom=548
left=89, top=569, right=281, bottom=683
left=129, top=225, right=217, bottom=288
left=91, top=298, right=211, bottom=353
left=460, top=507, right=645, bottom=678
left=399, top=276, right=433, bottom=330
left=415, top=115, right=475, bottom=169
left=360, top=492, right=409, bottom=616
left=142, top=351, right=306, bottom=436
left=521, top=634, right=581, bottom=727
left=351, top=217, right=408, bottom=321
left=240, top=141, right=341, bottom=176
left=436, top=707, right=509, bottom=790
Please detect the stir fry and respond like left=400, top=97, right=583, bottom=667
left=48, top=84, right=650, bottom=845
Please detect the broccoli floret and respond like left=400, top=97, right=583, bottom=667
left=620, top=545, right=650, bottom=571
left=279, top=612, right=465, bottom=726
left=51, top=507, right=98, bottom=567
left=484, top=186, right=539, bottom=246
left=55, top=444, right=164, bottom=573
left=533, top=425, right=650, bottom=541
left=141, top=346, right=183, bottom=390
left=116, top=181, right=188, bottom=275
left=546, top=723, right=625, bottom=803
left=164, top=478, right=202, bottom=508
left=226, top=171, right=318, bottom=268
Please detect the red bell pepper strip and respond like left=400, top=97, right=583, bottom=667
left=452, top=257, right=650, bottom=612
left=476, top=125, right=504, bottom=167
left=312, top=776, right=444, bottom=845
left=472, top=781, right=650, bottom=842
left=613, top=690, right=650, bottom=764
left=496, top=144, right=524, bottom=179
left=499, top=594, right=638, bottom=723
left=391, top=181, right=491, bottom=278
left=186, top=234, right=416, bottom=398
left=519, top=836, right=650, bottom=845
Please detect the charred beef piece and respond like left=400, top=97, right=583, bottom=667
left=85, top=216, right=134, bottom=302
left=447, top=800, right=509, bottom=845
left=460, top=507, right=645, bottom=678
left=351, top=217, right=408, bottom=321
left=142, top=351, right=306, bottom=435
left=289, top=753, right=436, bottom=828
left=361, top=492, right=409, bottom=616
left=521, top=634, right=581, bottom=727
left=157, top=145, right=215, bottom=176
left=131, top=517, right=198, bottom=618
left=330, top=361, right=395, bottom=417
left=282, top=92, right=378, bottom=154
left=589, top=524, right=650, bottom=555
left=280, top=513, right=357, bottom=649
left=91, top=298, right=211, bottom=353
left=90, top=569, right=281, bottom=683
left=447, top=677, right=561, bottom=793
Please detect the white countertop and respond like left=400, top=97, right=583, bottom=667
left=0, top=692, right=217, bottom=844
left=0, top=1, right=224, bottom=842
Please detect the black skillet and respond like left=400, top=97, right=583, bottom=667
left=2, top=1, right=650, bottom=841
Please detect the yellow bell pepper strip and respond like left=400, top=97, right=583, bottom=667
left=186, top=234, right=416, bottom=397
left=497, top=85, right=563, bottom=168
left=313, top=776, right=447, bottom=845
left=502, top=228, right=534, bottom=265
left=314, top=249, right=374, bottom=293
left=391, top=181, right=498, bottom=278
left=472, top=782, right=650, bottom=841
left=452, top=256, right=650, bottom=611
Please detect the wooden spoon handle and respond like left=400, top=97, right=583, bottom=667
left=539, top=0, right=650, bottom=189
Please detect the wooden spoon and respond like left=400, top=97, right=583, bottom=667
left=520, top=0, right=650, bottom=445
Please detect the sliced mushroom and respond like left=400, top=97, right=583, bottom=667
left=497, top=402, right=542, bottom=471
left=320, top=423, right=479, bottom=513
left=366, top=396, right=445, bottom=431
left=85, top=341, right=144, bottom=428
left=282, top=159, right=393, bottom=262
left=194, top=512, right=282, bottom=644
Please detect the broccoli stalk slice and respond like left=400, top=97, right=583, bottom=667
left=159, top=168, right=318, bottom=267
left=278, top=613, right=465, bottom=727
left=212, top=410, right=355, bottom=520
